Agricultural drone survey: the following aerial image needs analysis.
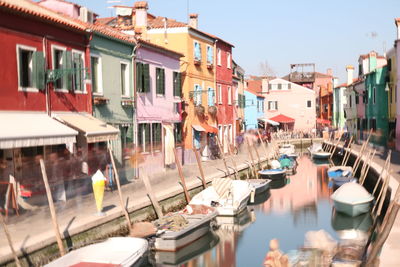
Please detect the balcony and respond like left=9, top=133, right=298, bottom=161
left=121, top=99, right=134, bottom=106
left=93, top=96, right=109, bottom=105
left=194, top=58, right=201, bottom=65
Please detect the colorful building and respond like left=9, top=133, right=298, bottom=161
left=244, top=80, right=265, bottom=130
left=264, top=78, right=316, bottom=131
left=393, top=18, right=400, bottom=150
left=387, top=47, right=397, bottom=148
left=343, top=66, right=358, bottom=137
left=332, top=84, right=347, bottom=130
left=135, top=40, right=183, bottom=174
left=232, top=61, right=246, bottom=139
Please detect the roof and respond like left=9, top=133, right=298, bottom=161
left=91, top=22, right=136, bottom=43
left=148, top=16, right=187, bottom=29
left=269, top=114, right=295, bottom=123
left=315, top=72, right=333, bottom=78
left=138, top=39, right=184, bottom=58
left=206, top=32, right=234, bottom=47
left=96, top=17, right=116, bottom=25
left=245, top=80, right=264, bottom=98
left=359, top=52, right=386, bottom=60
left=0, top=0, right=86, bottom=31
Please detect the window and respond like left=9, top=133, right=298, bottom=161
left=227, top=52, right=231, bottom=69
left=373, top=87, right=376, bottom=104
left=369, top=118, right=377, bottom=131
left=234, top=87, right=238, bottom=106
left=268, top=84, right=272, bottom=90
left=138, top=123, right=150, bottom=152
left=349, top=95, right=352, bottom=108
left=217, top=84, right=222, bottom=104
left=152, top=123, right=162, bottom=151
left=357, top=118, right=360, bottom=130
left=268, top=101, right=278, bottom=110
left=307, top=100, right=312, bottom=108
left=208, top=87, right=215, bottom=107
left=362, top=118, right=368, bottom=130
left=173, top=71, right=181, bottom=97
left=120, top=62, right=129, bottom=97
left=174, top=122, right=182, bottom=145
left=52, top=47, right=67, bottom=90
left=91, top=56, right=102, bottom=94
left=324, top=104, right=328, bottom=112
left=136, top=62, right=150, bottom=93
left=194, top=84, right=202, bottom=105
left=72, top=51, right=85, bottom=92
left=156, top=67, right=165, bottom=95
left=217, top=48, right=221, bottom=66
left=388, top=58, right=392, bottom=72
left=17, top=45, right=45, bottom=91
left=288, top=83, right=291, bottom=89
left=194, top=41, right=201, bottom=62
left=228, top=86, right=232, bottom=105
left=278, top=83, right=282, bottom=90
left=355, top=94, right=359, bottom=104
left=206, top=45, right=213, bottom=65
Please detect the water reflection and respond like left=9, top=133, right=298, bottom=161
left=143, top=155, right=340, bottom=267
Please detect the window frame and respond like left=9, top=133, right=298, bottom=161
left=71, top=49, right=86, bottom=93
left=217, top=84, right=223, bottom=104
left=227, top=86, right=232, bottom=105
left=120, top=61, right=130, bottom=98
left=373, top=86, right=376, bottom=104
left=227, top=52, right=231, bottom=69
left=217, top=48, right=221, bottom=66
left=268, top=101, right=278, bottom=111
left=90, top=54, right=103, bottom=96
left=206, top=45, right=213, bottom=65
left=307, top=100, right=312, bottom=108
left=16, top=44, right=38, bottom=92
left=193, top=41, right=201, bottom=62
left=138, top=123, right=151, bottom=153
left=173, top=71, right=181, bottom=97
left=52, top=44, right=68, bottom=92
left=194, top=83, right=202, bottom=105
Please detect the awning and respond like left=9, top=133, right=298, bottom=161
left=316, top=118, right=331, bottom=125
left=192, top=123, right=218, bottom=134
left=192, top=124, right=206, bottom=132
left=55, top=113, right=119, bottom=143
left=0, top=112, right=78, bottom=149
left=258, top=117, right=280, bottom=126
left=269, top=114, right=295, bottom=124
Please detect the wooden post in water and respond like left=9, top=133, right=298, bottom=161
left=329, top=132, right=343, bottom=158
left=353, top=129, right=373, bottom=173
left=215, top=136, right=232, bottom=179
left=257, top=131, right=269, bottom=159
left=140, top=168, right=163, bottom=219
left=0, top=213, right=21, bottom=267
left=108, top=147, right=131, bottom=230
left=193, top=148, right=207, bottom=188
left=342, top=138, right=354, bottom=166
left=39, top=159, right=65, bottom=256
left=373, top=151, right=391, bottom=196
left=173, top=148, right=191, bottom=203
left=341, top=136, right=354, bottom=165
left=225, top=137, right=239, bottom=179
left=359, top=149, right=376, bottom=185
left=253, top=144, right=262, bottom=170
left=245, top=138, right=258, bottom=178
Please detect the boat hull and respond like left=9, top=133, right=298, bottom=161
left=333, top=199, right=373, bottom=217
left=312, top=152, right=331, bottom=159
left=217, top=193, right=250, bottom=216
left=258, top=170, right=286, bottom=181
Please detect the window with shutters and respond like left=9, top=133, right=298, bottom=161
left=217, top=48, right=221, bottom=66
left=288, top=83, right=291, bottom=89
left=278, top=83, right=282, bottom=90
left=174, top=122, right=182, bottom=145
left=52, top=45, right=68, bottom=91
left=156, top=67, right=165, bottom=95
left=72, top=50, right=85, bottom=92
left=227, top=52, right=231, bottom=69
left=208, top=87, right=215, bottom=107
left=173, top=71, right=181, bottom=97
left=120, top=62, right=129, bottom=97
left=234, top=87, right=238, bottom=106
left=206, top=45, right=213, bottom=65
left=16, top=44, right=45, bottom=92
left=194, top=84, right=202, bottom=105
left=373, top=87, right=376, bottom=104
left=194, top=41, right=201, bottom=62
left=136, top=62, right=150, bottom=93
left=138, top=123, right=150, bottom=152
left=307, top=100, right=312, bottom=108
left=152, top=123, right=162, bottom=151
left=91, top=55, right=102, bottom=95
left=268, top=101, right=278, bottom=110
left=228, top=86, right=232, bottom=105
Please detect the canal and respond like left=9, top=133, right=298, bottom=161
left=145, top=154, right=341, bottom=266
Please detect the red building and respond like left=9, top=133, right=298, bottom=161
left=215, top=37, right=235, bottom=152
left=0, top=0, right=118, bottom=208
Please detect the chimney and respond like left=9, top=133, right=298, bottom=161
left=134, top=1, right=148, bottom=28
left=326, top=68, right=333, bottom=77
left=395, top=18, right=400, bottom=40
left=346, top=65, right=354, bottom=86
left=369, top=51, right=377, bottom=72
left=262, top=78, right=269, bottom=94
left=189, top=13, right=198, bottom=29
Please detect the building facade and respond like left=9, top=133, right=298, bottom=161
left=232, top=61, right=245, bottom=139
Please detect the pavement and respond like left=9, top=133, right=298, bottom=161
left=0, top=142, right=275, bottom=265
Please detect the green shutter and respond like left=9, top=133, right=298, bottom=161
left=178, top=73, right=181, bottom=97
left=33, top=51, right=45, bottom=90
left=63, top=51, right=72, bottom=90
left=161, top=69, right=165, bottom=95
left=156, top=68, right=161, bottom=94
left=136, top=62, right=143, bottom=92
left=143, top=64, right=150, bottom=93
left=73, top=53, right=82, bottom=91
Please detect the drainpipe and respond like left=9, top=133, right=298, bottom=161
left=131, top=40, right=140, bottom=178
left=43, top=36, right=50, bottom=116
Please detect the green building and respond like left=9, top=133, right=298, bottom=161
left=90, top=26, right=136, bottom=173
left=333, top=84, right=347, bottom=130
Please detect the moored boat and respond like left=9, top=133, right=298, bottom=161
left=331, top=183, right=374, bottom=217
left=153, top=205, right=218, bottom=252
left=311, top=150, right=331, bottom=159
left=328, top=166, right=354, bottom=186
left=258, top=168, right=286, bottom=181
left=45, top=237, right=148, bottom=267
left=248, top=178, right=271, bottom=195
left=279, top=143, right=295, bottom=155
left=189, top=178, right=252, bottom=216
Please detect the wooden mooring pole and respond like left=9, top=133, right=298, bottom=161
left=140, top=168, right=164, bottom=219
left=193, top=148, right=207, bottom=188
left=225, top=137, right=239, bottom=179
left=108, top=147, right=131, bottom=230
left=0, top=213, right=21, bottom=267
left=245, top=138, right=258, bottom=178
left=173, top=148, right=191, bottom=203
left=39, top=159, right=66, bottom=256
left=215, top=136, right=232, bottom=179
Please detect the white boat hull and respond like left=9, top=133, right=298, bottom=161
left=312, top=152, right=331, bottom=159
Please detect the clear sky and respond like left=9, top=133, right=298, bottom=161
left=68, top=0, right=399, bottom=82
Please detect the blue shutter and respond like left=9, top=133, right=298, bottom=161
left=207, top=46, right=213, bottom=64
left=208, top=88, right=214, bottom=107
left=194, top=42, right=201, bottom=61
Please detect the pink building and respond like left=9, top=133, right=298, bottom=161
left=265, top=78, right=316, bottom=131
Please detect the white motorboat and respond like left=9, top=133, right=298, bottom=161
left=311, top=150, right=331, bottom=159
left=279, top=143, right=295, bottom=155
left=258, top=168, right=286, bottom=181
left=331, top=183, right=374, bottom=217
left=153, top=205, right=218, bottom=252
left=248, top=178, right=271, bottom=195
left=189, top=178, right=252, bottom=216
left=45, top=237, right=148, bottom=267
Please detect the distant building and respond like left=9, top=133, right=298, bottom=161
left=264, top=78, right=316, bottom=131
left=244, top=79, right=265, bottom=130
left=393, top=18, right=400, bottom=150
left=232, top=61, right=246, bottom=139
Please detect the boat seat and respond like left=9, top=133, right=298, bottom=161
left=212, top=178, right=232, bottom=199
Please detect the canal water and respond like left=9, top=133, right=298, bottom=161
left=145, top=154, right=342, bottom=267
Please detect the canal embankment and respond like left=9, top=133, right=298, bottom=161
left=0, top=143, right=275, bottom=266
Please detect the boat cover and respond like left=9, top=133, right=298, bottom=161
left=331, top=183, right=373, bottom=204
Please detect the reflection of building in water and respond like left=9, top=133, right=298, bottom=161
left=261, top=155, right=318, bottom=215
left=317, top=164, right=332, bottom=199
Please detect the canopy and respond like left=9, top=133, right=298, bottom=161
left=0, top=112, right=78, bottom=149
left=258, top=117, right=280, bottom=126
left=192, top=122, right=218, bottom=134
left=269, top=114, right=295, bottom=124
left=316, top=118, right=331, bottom=125
left=55, top=113, right=119, bottom=143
